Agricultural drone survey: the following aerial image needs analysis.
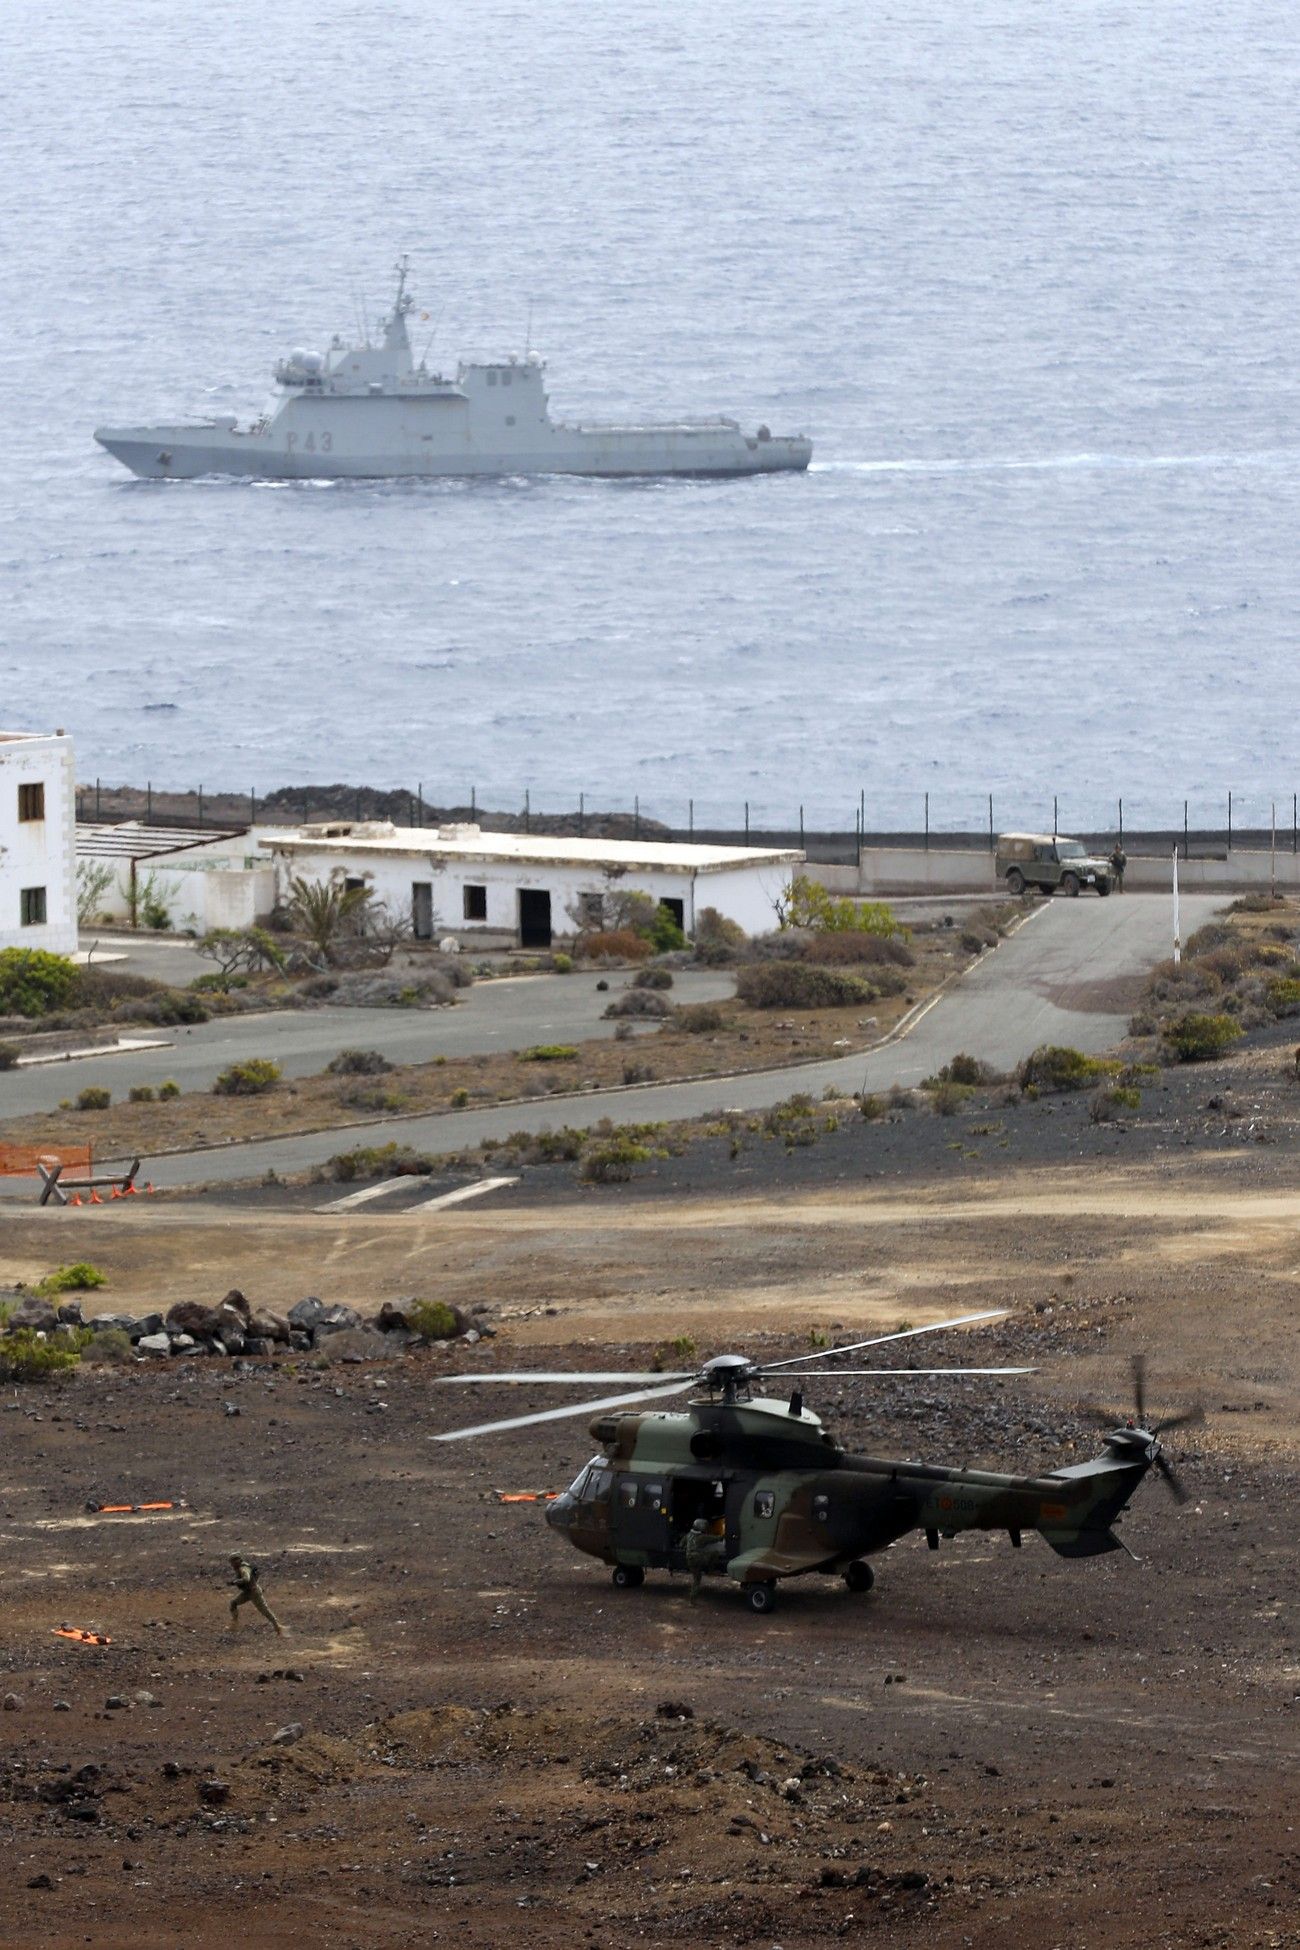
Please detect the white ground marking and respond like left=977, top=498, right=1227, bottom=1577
left=409, top=1175, right=519, bottom=1214
left=314, top=1176, right=423, bottom=1214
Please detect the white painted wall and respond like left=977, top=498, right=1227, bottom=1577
left=81, top=858, right=276, bottom=933
left=270, top=845, right=792, bottom=943
left=0, top=731, right=77, bottom=954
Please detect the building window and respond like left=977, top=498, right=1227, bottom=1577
left=21, top=886, right=47, bottom=926
left=577, top=891, right=604, bottom=927
left=487, top=369, right=497, bottom=386
left=18, top=782, right=45, bottom=822
left=463, top=884, right=487, bottom=921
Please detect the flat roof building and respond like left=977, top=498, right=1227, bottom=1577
left=0, top=730, right=77, bottom=955
left=266, top=821, right=803, bottom=947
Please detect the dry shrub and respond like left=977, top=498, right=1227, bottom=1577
left=675, top=1003, right=725, bottom=1033
left=604, top=989, right=672, bottom=1019
left=736, top=963, right=875, bottom=1010
left=573, top=930, right=653, bottom=964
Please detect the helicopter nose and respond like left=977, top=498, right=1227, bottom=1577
left=545, top=1492, right=575, bottom=1531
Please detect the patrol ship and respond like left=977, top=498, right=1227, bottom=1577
left=94, top=260, right=813, bottom=482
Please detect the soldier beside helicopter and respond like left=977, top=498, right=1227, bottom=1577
left=683, top=1515, right=728, bottom=1601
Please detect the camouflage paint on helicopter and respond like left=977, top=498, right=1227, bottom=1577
left=436, top=1318, right=1196, bottom=1614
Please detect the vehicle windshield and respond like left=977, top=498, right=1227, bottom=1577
left=1056, top=842, right=1087, bottom=859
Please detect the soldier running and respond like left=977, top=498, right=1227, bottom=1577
left=227, top=1555, right=284, bottom=1635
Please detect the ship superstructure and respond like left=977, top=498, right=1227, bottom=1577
left=94, top=260, right=812, bottom=482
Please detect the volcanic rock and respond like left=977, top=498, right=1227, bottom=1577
left=10, top=1295, right=58, bottom=1333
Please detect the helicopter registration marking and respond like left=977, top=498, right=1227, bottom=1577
left=1039, top=1502, right=1068, bottom=1521
left=937, top=1496, right=977, bottom=1514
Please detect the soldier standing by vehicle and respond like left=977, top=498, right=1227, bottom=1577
left=684, top=1517, right=726, bottom=1602
left=1109, top=840, right=1127, bottom=892
left=227, top=1555, right=284, bottom=1635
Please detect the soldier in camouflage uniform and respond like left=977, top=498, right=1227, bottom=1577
left=684, top=1517, right=727, bottom=1602
left=228, top=1555, right=284, bottom=1635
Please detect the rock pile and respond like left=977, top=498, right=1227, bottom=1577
left=0, top=1288, right=489, bottom=1364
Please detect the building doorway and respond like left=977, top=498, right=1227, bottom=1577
left=518, top=888, right=552, bottom=948
left=412, top=883, right=434, bottom=941
left=659, top=896, right=685, bottom=933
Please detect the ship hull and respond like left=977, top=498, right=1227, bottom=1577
left=94, top=417, right=812, bottom=482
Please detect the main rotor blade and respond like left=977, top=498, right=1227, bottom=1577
left=1132, top=1354, right=1148, bottom=1428
left=432, top=1380, right=694, bottom=1444
left=431, top=1372, right=695, bottom=1386
left=1153, top=1451, right=1189, bottom=1505
left=759, top=1309, right=1009, bottom=1374
left=759, top=1365, right=1037, bottom=1378
left=1152, top=1405, right=1204, bottom=1435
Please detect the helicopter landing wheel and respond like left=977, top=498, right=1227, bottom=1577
left=843, top=1560, right=875, bottom=1594
left=611, top=1564, right=645, bottom=1590
left=746, top=1581, right=778, bottom=1615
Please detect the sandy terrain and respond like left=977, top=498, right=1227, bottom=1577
left=2, top=1117, right=1298, bottom=1948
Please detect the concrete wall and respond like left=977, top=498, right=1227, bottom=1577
left=269, top=846, right=791, bottom=944
left=84, top=860, right=276, bottom=934
left=0, top=731, right=77, bottom=954
left=827, top=845, right=1300, bottom=898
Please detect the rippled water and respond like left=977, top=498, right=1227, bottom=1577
left=3, top=0, right=1300, bottom=828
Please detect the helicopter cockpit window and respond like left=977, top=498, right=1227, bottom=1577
left=618, top=1478, right=638, bottom=1509
left=753, top=1491, right=775, bottom=1520
left=642, top=1482, right=664, bottom=1510
left=812, top=1494, right=830, bottom=1522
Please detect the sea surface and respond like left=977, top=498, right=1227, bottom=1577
left=3, top=0, right=1300, bottom=830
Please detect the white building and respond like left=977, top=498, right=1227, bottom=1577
left=267, top=821, right=803, bottom=948
left=0, top=729, right=77, bottom=955
left=76, top=822, right=277, bottom=935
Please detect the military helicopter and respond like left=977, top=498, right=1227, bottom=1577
left=434, top=1313, right=1198, bottom=1612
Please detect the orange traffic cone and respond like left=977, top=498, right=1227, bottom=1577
left=89, top=1191, right=102, bottom=1205
left=145, top=1182, right=155, bottom=1195
left=70, top=1194, right=83, bottom=1207
left=110, top=1187, right=121, bottom=1200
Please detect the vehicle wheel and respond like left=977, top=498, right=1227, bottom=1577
left=1005, top=869, right=1025, bottom=896
left=1097, top=880, right=1111, bottom=898
left=1062, top=873, right=1080, bottom=897
left=612, top=1564, right=645, bottom=1590
left=746, top=1581, right=777, bottom=1615
left=843, top=1559, right=875, bottom=1593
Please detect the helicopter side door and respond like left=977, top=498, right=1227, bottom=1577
left=612, top=1473, right=673, bottom=1561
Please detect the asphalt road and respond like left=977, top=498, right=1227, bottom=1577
left=4, top=968, right=735, bottom=1116
left=26, top=890, right=1215, bottom=1192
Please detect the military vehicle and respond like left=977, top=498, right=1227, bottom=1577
left=996, top=832, right=1114, bottom=898
left=435, top=1317, right=1196, bottom=1612
left=94, top=257, right=813, bottom=482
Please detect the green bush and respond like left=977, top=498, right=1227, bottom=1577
left=320, top=1142, right=434, bottom=1183
left=1090, top=1084, right=1141, bottom=1123
left=0, top=1329, right=83, bottom=1382
left=776, top=877, right=905, bottom=937
left=450, top=1087, right=470, bottom=1108
left=0, top=948, right=79, bottom=1018
left=693, top=908, right=748, bottom=963
left=860, top=1092, right=887, bottom=1121
left=191, top=971, right=249, bottom=993
left=551, top=952, right=573, bottom=974
left=579, top=1136, right=652, bottom=1183
left=633, top=966, right=674, bottom=990
left=936, top=1052, right=992, bottom=1086
left=336, top=1083, right=406, bottom=1113
left=75, top=1086, right=111, bottom=1111
left=406, top=1298, right=461, bottom=1340
left=932, top=1080, right=974, bottom=1116
left=0, top=1043, right=19, bottom=1070
left=212, top=1057, right=281, bottom=1096
left=1017, top=1045, right=1109, bottom=1092
left=35, top=1262, right=107, bottom=1295
left=158, top=1079, right=181, bottom=1099
left=523, top=1044, right=579, bottom=1062
left=1266, top=977, right=1300, bottom=1018
left=80, top=1326, right=133, bottom=1365
left=573, top=929, right=653, bottom=963
left=1161, top=1012, right=1244, bottom=1062
left=736, top=963, right=875, bottom=1010
left=128, top=1084, right=155, bottom=1103
left=648, top=904, right=688, bottom=954
left=326, top=1048, right=394, bottom=1076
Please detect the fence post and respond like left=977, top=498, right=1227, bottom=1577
left=1272, top=802, right=1277, bottom=896
left=524, top=788, right=530, bottom=835
left=924, top=791, right=929, bottom=853
left=417, top=781, right=424, bottom=826
left=635, top=794, right=640, bottom=840
left=799, top=803, right=805, bottom=850
left=95, top=777, right=101, bottom=820
left=146, top=781, right=152, bottom=824
left=198, top=784, right=204, bottom=828
left=249, top=789, right=256, bottom=827
left=855, top=806, right=862, bottom=871
left=579, top=791, right=585, bottom=838
left=1294, top=791, right=1297, bottom=856
left=1052, top=793, right=1057, bottom=839
left=689, top=797, right=694, bottom=839
left=471, top=785, right=476, bottom=818
left=1184, top=798, right=1189, bottom=861
left=988, top=792, right=993, bottom=852
left=1118, top=796, right=1123, bottom=846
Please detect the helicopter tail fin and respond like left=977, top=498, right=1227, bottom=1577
left=1038, top=1524, right=1125, bottom=1559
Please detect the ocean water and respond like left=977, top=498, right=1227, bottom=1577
left=3, top=0, right=1300, bottom=830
